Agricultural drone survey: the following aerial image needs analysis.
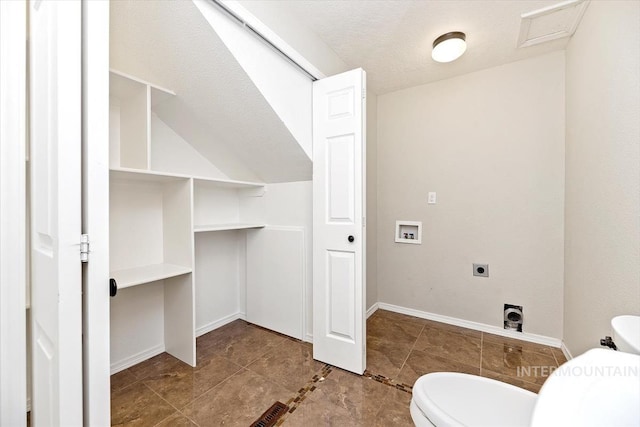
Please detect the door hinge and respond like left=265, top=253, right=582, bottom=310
left=80, top=234, right=90, bottom=263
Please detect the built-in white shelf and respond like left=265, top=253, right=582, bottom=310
left=194, top=223, right=266, bottom=233
left=111, top=263, right=192, bottom=290
left=110, top=69, right=176, bottom=104
left=110, top=167, right=265, bottom=189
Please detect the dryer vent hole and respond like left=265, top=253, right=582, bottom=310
left=504, top=304, right=523, bottom=332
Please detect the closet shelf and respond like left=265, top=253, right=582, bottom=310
left=110, top=263, right=192, bottom=289
left=110, top=167, right=265, bottom=189
left=194, top=223, right=266, bottom=233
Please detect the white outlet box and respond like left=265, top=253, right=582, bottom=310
left=428, top=192, right=437, bottom=204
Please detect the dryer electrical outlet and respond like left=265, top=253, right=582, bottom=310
left=473, top=263, right=489, bottom=277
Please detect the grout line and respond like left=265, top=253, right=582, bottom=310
left=151, top=412, right=175, bottom=427
left=396, top=323, right=425, bottom=378
left=142, top=382, right=186, bottom=423
left=479, top=332, right=484, bottom=375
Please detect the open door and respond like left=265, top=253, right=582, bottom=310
left=29, top=0, right=83, bottom=424
left=312, top=69, right=366, bottom=374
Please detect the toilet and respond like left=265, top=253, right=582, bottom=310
left=411, top=346, right=640, bottom=426
left=410, top=372, right=537, bottom=427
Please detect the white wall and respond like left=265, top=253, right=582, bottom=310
left=262, top=181, right=313, bottom=339
left=110, top=284, right=165, bottom=371
left=150, top=114, right=228, bottom=180
left=366, top=91, right=378, bottom=311
left=564, top=1, right=640, bottom=356
left=195, top=231, right=243, bottom=335
left=377, top=52, right=566, bottom=339
left=194, top=0, right=314, bottom=160
left=236, top=0, right=349, bottom=77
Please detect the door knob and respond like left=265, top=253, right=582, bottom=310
left=110, top=278, right=118, bottom=297
left=348, top=235, right=355, bottom=243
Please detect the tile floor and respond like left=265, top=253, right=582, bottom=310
left=111, top=309, right=567, bottom=426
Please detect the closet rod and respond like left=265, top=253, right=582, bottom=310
left=208, top=0, right=319, bottom=81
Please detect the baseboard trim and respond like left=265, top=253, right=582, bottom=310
left=377, top=302, right=562, bottom=348
left=366, top=303, right=379, bottom=319
left=110, top=344, right=165, bottom=375
left=196, top=312, right=246, bottom=337
left=561, top=341, right=573, bottom=360
left=304, top=333, right=313, bottom=343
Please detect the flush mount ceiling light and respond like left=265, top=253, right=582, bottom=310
left=432, top=31, right=467, bottom=63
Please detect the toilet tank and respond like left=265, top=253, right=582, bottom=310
left=612, top=315, right=640, bottom=354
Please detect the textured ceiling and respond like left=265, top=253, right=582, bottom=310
left=110, top=0, right=311, bottom=183
left=268, top=0, right=579, bottom=94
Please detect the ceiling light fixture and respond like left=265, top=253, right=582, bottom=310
left=432, top=31, right=467, bottom=63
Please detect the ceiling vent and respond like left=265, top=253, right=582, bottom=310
left=517, top=0, right=589, bottom=48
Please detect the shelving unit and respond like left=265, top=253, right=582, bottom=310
left=193, top=178, right=266, bottom=233
left=194, top=223, right=265, bottom=233
left=109, top=70, right=175, bottom=170
left=109, top=70, right=268, bottom=369
left=110, top=264, right=192, bottom=290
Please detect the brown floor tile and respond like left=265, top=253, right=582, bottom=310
left=481, top=341, right=558, bottom=385
left=366, top=335, right=413, bottom=380
left=204, top=325, right=287, bottom=367
left=552, top=347, right=568, bottom=365
left=143, top=356, right=243, bottom=409
left=128, top=352, right=183, bottom=382
left=310, top=367, right=410, bottom=424
left=154, top=412, right=198, bottom=427
left=367, top=314, right=424, bottom=346
left=283, top=398, right=360, bottom=426
left=372, top=392, right=414, bottom=427
left=422, top=319, right=482, bottom=338
left=413, top=327, right=481, bottom=368
left=246, top=338, right=324, bottom=393
left=196, top=320, right=250, bottom=351
left=482, top=332, right=555, bottom=356
left=481, top=369, right=543, bottom=394
left=181, top=368, right=292, bottom=427
left=370, top=309, right=426, bottom=328
left=111, top=382, right=176, bottom=427
left=111, top=369, right=138, bottom=393
left=397, top=348, right=480, bottom=386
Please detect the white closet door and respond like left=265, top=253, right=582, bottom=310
left=29, top=0, right=83, bottom=424
left=312, top=68, right=366, bottom=374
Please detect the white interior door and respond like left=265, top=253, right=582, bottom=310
left=0, top=1, right=27, bottom=425
left=312, top=68, right=366, bottom=374
left=29, top=0, right=83, bottom=424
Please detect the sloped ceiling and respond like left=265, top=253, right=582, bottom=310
left=110, top=0, right=312, bottom=183
left=264, top=0, right=582, bottom=94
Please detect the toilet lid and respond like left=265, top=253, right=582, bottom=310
left=412, top=372, right=537, bottom=427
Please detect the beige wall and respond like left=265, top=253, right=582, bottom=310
left=563, top=1, right=640, bottom=356
left=377, top=52, right=566, bottom=338
left=366, top=90, right=378, bottom=311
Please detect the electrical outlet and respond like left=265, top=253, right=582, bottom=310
left=428, top=192, right=437, bottom=204
left=473, top=263, right=489, bottom=277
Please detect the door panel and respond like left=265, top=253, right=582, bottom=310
left=327, top=250, right=356, bottom=341
left=313, top=69, right=366, bottom=374
left=29, top=0, right=83, bottom=424
left=327, top=135, right=355, bottom=223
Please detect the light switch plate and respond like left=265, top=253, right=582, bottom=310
left=428, top=192, right=437, bottom=204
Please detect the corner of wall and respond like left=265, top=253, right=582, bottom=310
left=563, top=0, right=640, bottom=356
